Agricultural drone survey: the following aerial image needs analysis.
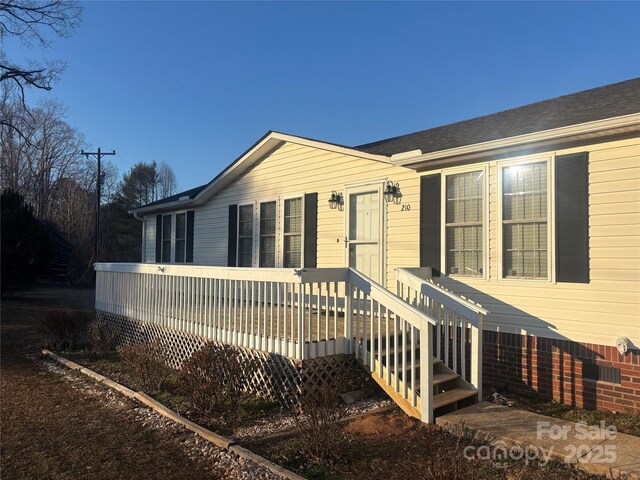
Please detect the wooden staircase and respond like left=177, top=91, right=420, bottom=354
left=363, top=334, right=478, bottom=420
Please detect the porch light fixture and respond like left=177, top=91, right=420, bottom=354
left=328, top=191, right=343, bottom=210
left=384, top=181, right=400, bottom=203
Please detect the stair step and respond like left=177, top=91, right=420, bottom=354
left=433, top=388, right=477, bottom=409
left=433, top=372, right=458, bottom=385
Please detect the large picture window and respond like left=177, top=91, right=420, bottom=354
left=259, top=201, right=277, bottom=267
left=283, top=197, right=302, bottom=268
left=445, top=171, right=484, bottom=276
left=502, top=161, right=548, bottom=279
left=237, top=204, right=254, bottom=267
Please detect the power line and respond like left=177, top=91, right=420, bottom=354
left=81, top=147, right=116, bottom=264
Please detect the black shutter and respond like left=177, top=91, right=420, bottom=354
left=155, top=214, right=162, bottom=263
left=304, top=192, right=318, bottom=268
left=227, top=205, right=238, bottom=267
left=420, top=174, right=441, bottom=276
left=186, top=210, right=195, bottom=263
left=556, top=152, right=589, bottom=283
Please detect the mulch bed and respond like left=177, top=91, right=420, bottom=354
left=247, top=410, right=607, bottom=480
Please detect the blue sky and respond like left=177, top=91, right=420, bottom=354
left=7, top=1, right=640, bottom=191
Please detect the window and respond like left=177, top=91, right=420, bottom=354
left=175, top=213, right=186, bottom=263
left=283, top=197, right=302, bottom=268
left=161, top=214, right=172, bottom=263
left=237, top=204, right=254, bottom=267
left=259, top=201, right=276, bottom=267
left=445, top=171, right=484, bottom=276
left=502, top=162, right=548, bottom=279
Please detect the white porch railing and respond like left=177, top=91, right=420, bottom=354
left=95, top=263, right=449, bottom=422
left=395, top=267, right=489, bottom=400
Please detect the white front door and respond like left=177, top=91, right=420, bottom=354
left=346, top=188, right=383, bottom=283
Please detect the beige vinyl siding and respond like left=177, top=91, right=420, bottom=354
left=188, top=142, right=421, bottom=286
left=437, top=136, right=640, bottom=346
left=143, top=136, right=640, bottom=347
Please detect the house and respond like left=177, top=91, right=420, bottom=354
left=96, top=78, right=640, bottom=420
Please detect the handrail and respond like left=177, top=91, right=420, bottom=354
left=395, top=268, right=489, bottom=322
left=94, top=263, right=351, bottom=284
left=347, top=268, right=436, bottom=328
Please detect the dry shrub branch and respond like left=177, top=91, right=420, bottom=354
left=180, top=343, right=251, bottom=422
left=118, top=340, right=171, bottom=393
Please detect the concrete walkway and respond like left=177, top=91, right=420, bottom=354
left=436, top=402, right=640, bottom=479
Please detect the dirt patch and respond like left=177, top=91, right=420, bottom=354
left=344, top=411, right=413, bottom=436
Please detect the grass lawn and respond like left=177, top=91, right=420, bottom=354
left=1, top=287, right=245, bottom=480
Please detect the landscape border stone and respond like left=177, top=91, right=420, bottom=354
left=42, top=349, right=307, bottom=480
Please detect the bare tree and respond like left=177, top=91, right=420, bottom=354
left=1, top=99, right=86, bottom=218
left=0, top=0, right=81, bottom=134
left=157, top=160, right=178, bottom=199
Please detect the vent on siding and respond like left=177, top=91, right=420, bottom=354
left=583, top=363, right=621, bottom=384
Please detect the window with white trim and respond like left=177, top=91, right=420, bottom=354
left=237, top=204, right=254, bottom=267
left=259, top=201, right=277, bottom=267
left=175, top=213, right=186, bottom=263
left=283, top=197, right=302, bottom=268
left=445, top=170, right=484, bottom=276
left=161, top=214, right=172, bottom=263
left=502, top=161, right=548, bottom=279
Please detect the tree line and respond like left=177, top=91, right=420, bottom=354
left=1, top=102, right=179, bottom=286
left=1, top=1, right=179, bottom=289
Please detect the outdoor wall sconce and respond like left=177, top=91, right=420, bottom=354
left=384, top=181, right=400, bottom=203
left=328, top=191, right=343, bottom=210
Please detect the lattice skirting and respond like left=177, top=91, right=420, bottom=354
left=96, top=311, right=370, bottom=409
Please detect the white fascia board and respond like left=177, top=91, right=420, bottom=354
left=128, top=197, right=193, bottom=215
left=272, top=132, right=392, bottom=164
left=392, top=113, right=640, bottom=168
left=130, top=131, right=393, bottom=215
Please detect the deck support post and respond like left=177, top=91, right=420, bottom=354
left=344, top=282, right=353, bottom=354
left=420, top=319, right=433, bottom=423
left=470, top=313, right=483, bottom=400
left=298, top=283, right=306, bottom=360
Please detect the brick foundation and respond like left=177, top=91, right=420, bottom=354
left=482, top=331, right=640, bottom=413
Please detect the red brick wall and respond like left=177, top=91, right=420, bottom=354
left=482, top=331, right=640, bottom=413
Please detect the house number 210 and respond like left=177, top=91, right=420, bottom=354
left=401, top=204, right=411, bottom=211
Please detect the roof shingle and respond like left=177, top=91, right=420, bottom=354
left=355, top=78, right=640, bottom=156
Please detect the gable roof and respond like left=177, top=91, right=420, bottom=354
left=130, top=131, right=390, bottom=214
left=355, top=78, right=640, bottom=156
left=133, top=78, right=640, bottom=214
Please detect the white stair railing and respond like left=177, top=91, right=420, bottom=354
left=346, top=268, right=437, bottom=423
left=395, top=267, right=489, bottom=400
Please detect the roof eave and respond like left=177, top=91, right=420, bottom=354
left=392, top=113, right=640, bottom=169
left=130, top=131, right=392, bottom=216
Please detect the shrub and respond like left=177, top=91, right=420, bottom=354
left=294, top=387, right=344, bottom=467
left=88, top=319, right=118, bottom=357
left=41, top=310, right=90, bottom=350
left=179, top=343, right=249, bottom=420
left=118, top=340, right=171, bottom=392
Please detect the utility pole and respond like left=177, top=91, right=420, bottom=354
left=81, top=147, right=116, bottom=264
